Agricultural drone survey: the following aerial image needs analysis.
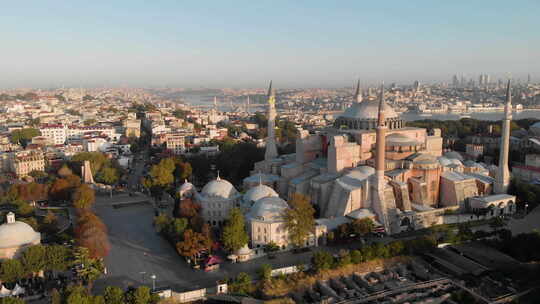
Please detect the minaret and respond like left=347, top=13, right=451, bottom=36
left=354, top=79, right=363, bottom=103
left=495, top=80, right=512, bottom=194
left=372, top=84, right=389, bottom=231
left=264, top=81, right=278, bottom=160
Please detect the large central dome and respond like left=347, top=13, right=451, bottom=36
left=341, top=99, right=398, bottom=120
left=335, top=99, right=403, bottom=131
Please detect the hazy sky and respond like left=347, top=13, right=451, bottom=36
left=2, top=1, right=538, bottom=88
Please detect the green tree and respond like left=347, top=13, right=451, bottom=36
left=350, top=250, right=363, bottom=264
left=72, top=152, right=110, bottom=174
left=104, top=286, right=125, bottom=304
left=312, top=251, right=334, bottom=273
left=153, top=214, right=171, bottom=233
left=96, top=167, right=119, bottom=185
left=65, top=285, right=93, bottom=304
left=73, top=247, right=104, bottom=285
left=45, top=245, right=71, bottom=271
left=167, top=218, right=188, bottom=240
left=10, top=128, right=40, bottom=145
left=0, top=298, right=25, bottom=304
left=258, top=263, right=272, bottom=281
left=21, top=244, right=46, bottom=275
left=229, top=272, right=252, bottom=295
left=128, top=286, right=153, bottom=304
left=72, top=184, right=95, bottom=209
left=221, top=207, right=249, bottom=252
left=50, top=288, right=62, bottom=304
left=351, top=218, right=374, bottom=236
left=0, top=259, right=25, bottom=283
left=283, top=193, right=315, bottom=248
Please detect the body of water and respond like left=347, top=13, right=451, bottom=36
left=400, top=110, right=540, bottom=121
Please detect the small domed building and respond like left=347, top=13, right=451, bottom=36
left=194, top=176, right=241, bottom=227
left=0, top=212, right=41, bottom=259
left=241, top=183, right=279, bottom=210
left=177, top=179, right=195, bottom=200
left=247, top=196, right=289, bottom=249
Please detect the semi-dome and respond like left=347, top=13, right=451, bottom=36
left=334, top=99, right=403, bottom=131
left=444, top=151, right=464, bottom=161
left=438, top=156, right=452, bottom=167
left=386, top=133, right=422, bottom=146
left=243, top=184, right=278, bottom=205
left=0, top=214, right=40, bottom=249
left=201, top=177, right=238, bottom=199
left=248, top=197, right=288, bottom=221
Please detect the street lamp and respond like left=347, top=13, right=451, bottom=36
left=525, top=203, right=529, bottom=215
left=139, top=271, right=146, bottom=283
left=150, top=274, right=156, bottom=291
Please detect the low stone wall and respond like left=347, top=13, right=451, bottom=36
left=170, top=288, right=206, bottom=303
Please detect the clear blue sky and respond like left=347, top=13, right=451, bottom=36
left=2, top=1, right=538, bottom=88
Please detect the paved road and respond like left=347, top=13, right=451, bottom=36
left=508, top=206, right=540, bottom=234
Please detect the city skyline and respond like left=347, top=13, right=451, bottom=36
left=2, top=1, right=539, bottom=88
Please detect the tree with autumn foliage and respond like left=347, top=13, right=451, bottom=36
left=72, top=184, right=95, bottom=209
left=49, top=178, right=72, bottom=201
left=177, top=198, right=201, bottom=218
left=75, top=210, right=110, bottom=258
left=176, top=229, right=212, bottom=263
left=283, top=193, right=315, bottom=248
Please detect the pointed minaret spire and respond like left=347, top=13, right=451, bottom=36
left=258, top=171, right=263, bottom=186
left=264, top=81, right=279, bottom=161
left=267, top=80, right=273, bottom=97
left=372, top=82, right=390, bottom=233
left=354, top=79, right=363, bottom=103
left=377, top=83, right=386, bottom=127
left=495, top=79, right=512, bottom=194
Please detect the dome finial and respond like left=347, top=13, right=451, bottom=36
left=258, top=171, right=262, bottom=186
left=216, top=170, right=221, bottom=181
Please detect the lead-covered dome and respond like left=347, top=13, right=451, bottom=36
left=243, top=184, right=278, bottom=205
left=341, top=100, right=398, bottom=120
left=0, top=215, right=40, bottom=249
left=201, top=177, right=238, bottom=199
left=334, top=100, right=403, bottom=130
left=248, top=197, right=288, bottom=222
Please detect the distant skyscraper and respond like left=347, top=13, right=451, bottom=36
left=452, top=75, right=459, bottom=87
left=528, top=74, right=531, bottom=84
left=413, top=80, right=420, bottom=92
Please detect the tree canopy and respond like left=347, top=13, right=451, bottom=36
left=10, top=128, right=40, bottom=146
left=221, top=207, right=249, bottom=252
left=283, top=193, right=315, bottom=248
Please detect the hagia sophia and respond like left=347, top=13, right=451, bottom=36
left=180, top=80, right=517, bottom=250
